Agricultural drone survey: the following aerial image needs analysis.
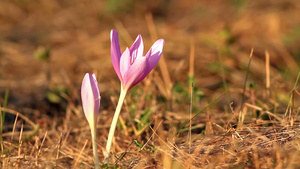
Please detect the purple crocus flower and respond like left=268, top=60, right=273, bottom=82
left=110, top=29, right=165, bottom=91
left=81, top=73, right=100, bottom=127
left=104, top=30, right=165, bottom=163
left=81, top=73, right=101, bottom=168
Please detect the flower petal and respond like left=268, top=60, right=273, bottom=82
left=129, top=35, right=144, bottom=64
left=81, top=73, right=100, bottom=126
left=144, top=39, right=165, bottom=75
left=120, top=48, right=131, bottom=79
left=91, top=74, right=100, bottom=111
left=122, top=56, right=148, bottom=90
left=110, top=29, right=122, bottom=81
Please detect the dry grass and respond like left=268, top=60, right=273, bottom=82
left=1, top=0, right=300, bottom=168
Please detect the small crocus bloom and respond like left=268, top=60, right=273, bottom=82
left=81, top=73, right=100, bottom=126
left=81, top=73, right=101, bottom=168
left=110, top=29, right=165, bottom=91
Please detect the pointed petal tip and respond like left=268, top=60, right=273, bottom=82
left=131, top=34, right=143, bottom=44
left=157, top=39, right=165, bottom=46
left=110, top=29, right=118, bottom=40
left=148, top=39, right=164, bottom=55
left=130, top=34, right=144, bottom=62
left=137, top=34, right=142, bottom=40
left=111, top=29, right=117, bottom=34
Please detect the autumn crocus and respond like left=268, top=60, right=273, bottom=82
left=104, top=29, right=165, bottom=163
left=81, top=73, right=101, bottom=169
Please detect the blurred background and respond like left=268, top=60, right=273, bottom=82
left=1, top=0, right=300, bottom=127
left=2, top=1, right=300, bottom=167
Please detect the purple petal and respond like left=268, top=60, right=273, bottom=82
left=122, top=56, right=148, bottom=90
left=81, top=73, right=100, bottom=125
left=120, top=47, right=131, bottom=79
left=144, top=39, right=165, bottom=75
left=110, top=29, right=122, bottom=81
left=129, top=35, right=144, bottom=64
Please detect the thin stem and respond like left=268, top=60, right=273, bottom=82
left=104, top=88, right=127, bottom=164
left=91, top=122, right=100, bottom=169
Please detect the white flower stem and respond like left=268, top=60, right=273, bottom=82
left=104, top=88, right=127, bottom=164
left=91, top=123, right=100, bottom=169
